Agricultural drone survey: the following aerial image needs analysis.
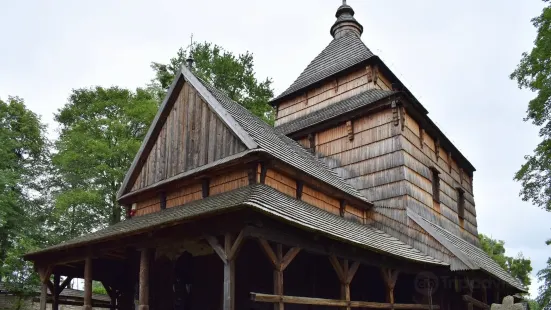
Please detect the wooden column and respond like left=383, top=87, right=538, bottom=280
left=205, top=230, right=246, bottom=310
left=84, top=256, right=93, bottom=310
left=52, top=273, right=60, bottom=310
left=465, top=278, right=474, bottom=310
left=139, top=248, right=152, bottom=310
left=37, top=266, right=52, bottom=310
left=258, top=238, right=301, bottom=310
left=329, top=255, right=360, bottom=310
left=381, top=268, right=399, bottom=306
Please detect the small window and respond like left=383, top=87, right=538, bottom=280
left=457, top=187, right=465, bottom=220
left=430, top=167, right=440, bottom=202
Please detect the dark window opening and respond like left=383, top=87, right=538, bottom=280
left=430, top=167, right=440, bottom=202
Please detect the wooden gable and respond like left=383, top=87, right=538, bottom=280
left=119, top=67, right=255, bottom=197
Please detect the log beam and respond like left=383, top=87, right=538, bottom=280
left=462, top=295, right=490, bottom=309
left=250, top=293, right=440, bottom=309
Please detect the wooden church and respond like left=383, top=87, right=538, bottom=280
left=25, top=2, right=526, bottom=309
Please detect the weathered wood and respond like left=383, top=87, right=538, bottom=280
left=329, top=256, right=360, bottom=310
left=381, top=267, right=399, bottom=304
left=139, top=249, right=151, bottom=310
left=250, top=293, right=440, bottom=309
left=205, top=235, right=228, bottom=263
left=202, top=178, right=210, bottom=198
left=84, top=256, right=93, bottom=310
left=296, top=181, right=303, bottom=200
left=39, top=282, right=47, bottom=310
left=52, top=273, right=60, bottom=310
left=258, top=238, right=278, bottom=267
left=462, top=295, right=490, bottom=309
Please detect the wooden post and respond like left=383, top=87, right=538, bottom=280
left=381, top=268, right=399, bottom=306
left=465, top=278, right=474, bottom=310
left=84, top=256, right=93, bottom=310
left=139, top=249, right=151, bottom=310
left=258, top=239, right=301, bottom=310
left=37, top=266, right=52, bottom=310
left=329, top=255, right=360, bottom=310
left=52, top=273, right=60, bottom=310
left=205, top=230, right=246, bottom=310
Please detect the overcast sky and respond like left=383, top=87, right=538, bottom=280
left=1, top=0, right=550, bottom=298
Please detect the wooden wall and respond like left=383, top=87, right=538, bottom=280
left=275, top=65, right=391, bottom=126
left=263, top=168, right=367, bottom=223
left=132, top=169, right=249, bottom=217
left=131, top=82, right=247, bottom=193
left=401, top=112, right=478, bottom=245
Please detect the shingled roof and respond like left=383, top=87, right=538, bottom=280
left=27, top=185, right=445, bottom=266
left=276, top=88, right=397, bottom=135
left=271, top=32, right=375, bottom=103
left=407, top=210, right=526, bottom=291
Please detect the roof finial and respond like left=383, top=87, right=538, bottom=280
left=331, top=0, right=363, bottom=39
left=186, top=33, right=195, bottom=68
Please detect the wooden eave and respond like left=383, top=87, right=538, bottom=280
left=119, top=149, right=372, bottom=210
left=285, top=95, right=395, bottom=139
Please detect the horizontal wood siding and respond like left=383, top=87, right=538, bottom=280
left=131, top=82, right=247, bottom=192
left=275, top=67, right=381, bottom=126
left=402, top=112, right=479, bottom=246
left=209, top=170, right=249, bottom=196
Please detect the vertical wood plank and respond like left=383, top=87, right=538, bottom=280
left=39, top=282, right=47, bottom=310
left=52, top=273, right=60, bottom=310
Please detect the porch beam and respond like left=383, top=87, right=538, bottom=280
left=204, top=230, right=246, bottom=310
left=37, top=265, right=52, bottom=310
left=380, top=267, right=399, bottom=305
left=329, top=255, right=360, bottom=310
left=250, top=293, right=440, bottom=309
left=84, top=256, right=93, bottom=310
left=257, top=238, right=301, bottom=310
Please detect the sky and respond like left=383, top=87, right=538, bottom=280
left=1, top=0, right=550, bottom=298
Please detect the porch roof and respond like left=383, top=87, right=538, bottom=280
left=27, top=185, right=445, bottom=266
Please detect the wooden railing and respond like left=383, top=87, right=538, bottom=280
left=251, top=293, right=440, bottom=309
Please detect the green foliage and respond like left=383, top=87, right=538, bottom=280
left=92, top=281, right=107, bottom=295
left=0, top=97, right=49, bottom=296
left=510, top=1, right=551, bottom=211
left=478, top=234, right=533, bottom=287
left=151, top=42, right=275, bottom=125
left=52, top=87, right=158, bottom=233
left=535, top=256, right=551, bottom=309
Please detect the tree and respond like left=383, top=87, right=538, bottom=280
left=536, top=257, right=551, bottom=309
left=52, top=87, right=158, bottom=231
left=510, top=1, right=551, bottom=211
left=478, top=234, right=533, bottom=287
left=151, top=42, right=275, bottom=125
left=0, top=97, right=50, bottom=299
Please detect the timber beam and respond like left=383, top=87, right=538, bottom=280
left=204, top=230, right=246, bottom=310
left=250, top=293, right=440, bottom=309
left=329, top=255, right=360, bottom=310
left=462, top=295, right=490, bottom=309
left=381, top=267, right=400, bottom=305
left=257, top=238, right=301, bottom=310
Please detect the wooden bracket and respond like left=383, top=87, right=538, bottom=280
left=339, top=200, right=346, bottom=217
left=419, top=128, right=425, bottom=149
left=447, top=152, right=452, bottom=173
left=435, top=139, right=440, bottom=162
left=381, top=267, right=400, bottom=304
left=202, top=178, right=210, bottom=198
left=296, top=181, right=303, bottom=200
left=308, top=134, right=316, bottom=154
left=391, top=100, right=399, bottom=127
left=260, top=163, right=268, bottom=184
left=373, top=65, right=379, bottom=85
left=248, top=166, right=257, bottom=185
left=160, top=191, right=167, bottom=210
left=329, top=255, right=360, bottom=310
left=346, top=120, right=354, bottom=141
left=366, top=66, right=373, bottom=83
left=204, top=230, right=246, bottom=264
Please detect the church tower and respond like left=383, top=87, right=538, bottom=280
left=272, top=1, right=480, bottom=267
